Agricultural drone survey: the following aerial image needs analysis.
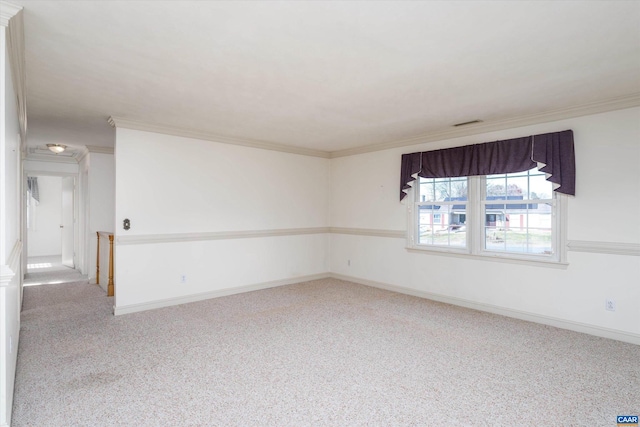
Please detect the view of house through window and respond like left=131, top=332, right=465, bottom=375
left=414, top=168, right=557, bottom=260
left=484, top=169, right=553, bottom=255
left=418, top=176, right=467, bottom=247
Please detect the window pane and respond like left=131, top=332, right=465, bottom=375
left=418, top=204, right=466, bottom=247
left=435, top=177, right=467, bottom=201
left=419, top=179, right=435, bottom=202
left=485, top=227, right=506, bottom=251
left=435, top=180, right=449, bottom=201
left=528, top=228, right=553, bottom=255
left=484, top=206, right=553, bottom=254
left=506, top=176, right=527, bottom=197
left=529, top=174, right=552, bottom=199
left=418, top=205, right=437, bottom=245
left=486, top=177, right=506, bottom=197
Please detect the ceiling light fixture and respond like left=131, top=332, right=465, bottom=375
left=47, top=144, right=67, bottom=154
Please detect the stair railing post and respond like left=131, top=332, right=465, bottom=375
left=108, top=234, right=115, bottom=297
left=96, top=231, right=100, bottom=285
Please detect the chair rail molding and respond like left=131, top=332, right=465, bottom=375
left=116, top=227, right=331, bottom=245
left=329, top=227, right=405, bottom=239
left=0, top=240, right=22, bottom=287
left=116, top=227, right=640, bottom=257
left=567, top=240, right=640, bottom=256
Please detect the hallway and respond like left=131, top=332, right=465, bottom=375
left=25, top=255, right=88, bottom=286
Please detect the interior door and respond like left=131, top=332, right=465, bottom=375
left=61, top=176, right=75, bottom=268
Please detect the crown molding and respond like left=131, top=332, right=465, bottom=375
left=330, top=93, right=640, bottom=158
left=26, top=145, right=105, bottom=163
left=86, top=145, right=114, bottom=154
left=108, top=94, right=639, bottom=160
left=25, top=149, right=80, bottom=164
left=77, top=145, right=114, bottom=163
left=25, top=154, right=78, bottom=164
left=0, top=1, right=21, bottom=26
left=76, top=147, right=89, bottom=162
left=108, top=116, right=331, bottom=159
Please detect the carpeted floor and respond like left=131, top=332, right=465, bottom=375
left=25, top=255, right=88, bottom=286
left=12, top=278, right=640, bottom=426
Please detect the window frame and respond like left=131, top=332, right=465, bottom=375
left=407, top=171, right=568, bottom=267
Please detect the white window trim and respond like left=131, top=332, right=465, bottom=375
left=407, top=175, right=568, bottom=268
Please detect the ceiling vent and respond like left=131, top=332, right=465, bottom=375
left=453, top=119, right=483, bottom=127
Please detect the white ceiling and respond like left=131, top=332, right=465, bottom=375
left=11, top=0, right=640, bottom=153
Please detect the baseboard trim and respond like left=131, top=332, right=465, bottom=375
left=113, top=272, right=332, bottom=315
left=330, top=273, right=640, bottom=345
left=114, top=270, right=639, bottom=344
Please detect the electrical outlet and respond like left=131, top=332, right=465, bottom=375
left=347, top=259, right=351, bottom=267
left=180, top=275, right=187, bottom=284
left=605, top=299, right=616, bottom=312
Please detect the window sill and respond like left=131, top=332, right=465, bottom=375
left=406, top=246, right=569, bottom=269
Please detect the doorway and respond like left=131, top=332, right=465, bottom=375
left=25, top=174, right=84, bottom=286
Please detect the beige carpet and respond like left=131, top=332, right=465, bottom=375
left=25, top=255, right=88, bottom=286
left=12, top=278, right=640, bottom=426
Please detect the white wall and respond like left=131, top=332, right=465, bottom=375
left=78, top=153, right=89, bottom=275
left=330, top=107, right=640, bottom=343
left=1, top=33, right=19, bottom=260
left=85, top=152, right=114, bottom=287
left=113, top=109, right=639, bottom=344
left=114, top=128, right=330, bottom=311
left=0, top=23, right=22, bottom=427
left=27, top=176, right=62, bottom=257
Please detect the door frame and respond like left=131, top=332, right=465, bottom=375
left=22, top=170, right=82, bottom=274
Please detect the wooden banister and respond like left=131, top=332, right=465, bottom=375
left=97, top=231, right=115, bottom=297
left=96, top=231, right=100, bottom=285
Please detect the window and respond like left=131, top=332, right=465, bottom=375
left=484, top=169, right=553, bottom=255
left=417, top=177, right=467, bottom=248
left=409, top=168, right=566, bottom=264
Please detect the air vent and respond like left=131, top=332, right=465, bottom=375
left=453, top=119, right=483, bottom=127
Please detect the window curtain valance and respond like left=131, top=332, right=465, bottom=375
left=400, top=129, right=575, bottom=200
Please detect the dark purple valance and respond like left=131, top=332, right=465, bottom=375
left=400, top=130, right=575, bottom=200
